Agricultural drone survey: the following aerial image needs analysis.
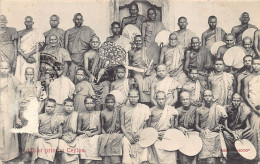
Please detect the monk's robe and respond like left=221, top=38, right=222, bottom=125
left=76, top=111, right=102, bottom=163
left=122, top=15, right=147, bottom=31
left=65, top=26, right=95, bottom=80
left=197, top=103, right=227, bottom=160
left=31, top=113, right=63, bottom=163
left=58, top=111, right=80, bottom=164
left=0, top=27, right=18, bottom=68
left=202, top=27, right=226, bottom=49
left=98, top=108, right=124, bottom=164
left=152, top=76, right=180, bottom=105
left=209, top=72, right=234, bottom=106
left=15, top=29, right=45, bottom=83
left=111, top=78, right=129, bottom=103
left=164, top=45, right=188, bottom=86
left=236, top=68, right=251, bottom=95
left=223, top=104, right=257, bottom=161
left=44, top=28, right=65, bottom=47
left=49, top=75, right=75, bottom=113
left=121, top=103, right=151, bottom=164
left=149, top=105, right=178, bottom=164
left=182, top=80, right=205, bottom=107
left=42, top=46, right=71, bottom=64
left=232, top=24, right=258, bottom=45
left=243, top=48, right=258, bottom=59
left=0, top=75, right=20, bottom=162
left=175, top=29, right=196, bottom=50
left=142, top=21, right=165, bottom=47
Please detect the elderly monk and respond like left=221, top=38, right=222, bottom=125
left=15, top=16, right=45, bottom=83
left=195, top=90, right=227, bottom=164
left=142, top=8, right=165, bottom=47
left=242, top=36, right=258, bottom=58
left=151, top=64, right=179, bottom=107
left=177, top=91, right=198, bottom=164
left=120, top=89, right=151, bottom=164
left=31, top=99, right=62, bottom=164
left=0, top=61, right=20, bottom=163
left=175, top=17, right=196, bottom=51
left=0, top=15, right=18, bottom=72
left=208, top=59, right=234, bottom=106
left=121, top=2, right=146, bottom=31
left=44, top=14, right=65, bottom=48
left=98, top=94, right=124, bottom=164
left=202, top=16, right=226, bottom=50
left=236, top=55, right=252, bottom=94
left=77, top=96, right=102, bottom=164
left=254, top=29, right=260, bottom=57
left=216, top=33, right=236, bottom=59
left=148, top=91, right=178, bottom=164
left=65, top=13, right=96, bottom=81
left=231, top=12, right=258, bottom=45
left=223, top=93, right=257, bottom=164
left=159, top=32, right=187, bottom=86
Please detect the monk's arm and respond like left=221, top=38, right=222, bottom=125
left=195, top=109, right=203, bottom=132
left=207, top=77, right=212, bottom=90
left=121, top=18, right=126, bottom=30
left=216, top=47, right=222, bottom=59
left=159, top=46, right=166, bottom=64
left=254, top=30, right=260, bottom=56
left=83, top=53, right=96, bottom=81
left=172, top=115, right=178, bottom=129
left=64, top=31, right=69, bottom=50
left=91, top=115, right=101, bottom=136
left=100, top=112, right=106, bottom=134
left=148, top=115, right=152, bottom=127
left=77, top=115, right=85, bottom=135
left=48, top=125, right=63, bottom=139
left=183, top=51, right=190, bottom=73
left=167, top=89, right=178, bottom=106
left=120, top=108, right=133, bottom=141
left=236, top=75, right=242, bottom=93
left=110, top=82, right=115, bottom=92
left=141, top=23, right=146, bottom=42
left=63, top=62, right=69, bottom=76
left=150, top=83, right=157, bottom=106
left=223, top=120, right=234, bottom=137
left=201, top=33, right=206, bottom=46
left=243, top=119, right=251, bottom=133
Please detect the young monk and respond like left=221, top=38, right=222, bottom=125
left=120, top=89, right=151, bottom=164
left=98, top=94, right=124, bottom=164
left=148, top=91, right=178, bottom=164
left=77, top=96, right=102, bottom=164
left=31, top=98, right=63, bottom=164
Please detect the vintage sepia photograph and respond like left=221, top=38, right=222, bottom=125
left=0, top=0, right=260, bottom=163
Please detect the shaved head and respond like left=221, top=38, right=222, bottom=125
left=0, top=61, right=10, bottom=68
left=232, top=93, right=241, bottom=100
left=180, top=91, right=190, bottom=99
left=204, top=90, right=212, bottom=96
left=0, top=15, right=7, bottom=21
left=25, top=16, right=33, bottom=21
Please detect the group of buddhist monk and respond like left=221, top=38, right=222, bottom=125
left=1, top=1, right=260, bottom=164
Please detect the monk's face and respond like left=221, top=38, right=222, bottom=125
left=116, top=68, right=126, bottom=80
left=243, top=38, right=253, bottom=51
left=134, top=36, right=143, bottom=49
left=64, top=101, right=74, bottom=114
left=214, top=60, right=225, bottom=72
left=50, top=15, right=59, bottom=28
left=0, top=15, right=7, bottom=28
left=84, top=98, right=95, bottom=111
left=74, top=15, right=83, bottom=27
left=75, top=70, right=85, bottom=82
left=169, top=34, right=178, bottom=47
left=54, top=65, right=64, bottom=77
left=24, top=17, right=34, bottom=29
left=148, top=9, right=156, bottom=21
left=25, top=68, right=34, bottom=81
left=191, top=38, right=200, bottom=50
left=252, top=59, right=260, bottom=72
left=180, top=93, right=191, bottom=107
left=232, top=95, right=241, bottom=109
left=243, top=56, right=252, bottom=68
left=203, top=91, right=213, bottom=104
left=178, top=18, right=187, bottom=30
left=208, top=18, right=217, bottom=30
left=225, top=35, right=235, bottom=48
left=240, top=13, right=250, bottom=24
left=105, top=99, right=115, bottom=111
left=90, top=37, right=100, bottom=50
left=156, top=92, right=166, bottom=107
left=111, top=23, right=121, bottom=35
left=0, top=62, right=10, bottom=76
left=129, top=90, right=139, bottom=105
left=45, top=102, right=56, bottom=114
left=49, top=35, right=58, bottom=47
left=129, top=4, right=138, bottom=17
left=156, top=65, right=167, bottom=79
left=189, top=69, right=198, bottom=81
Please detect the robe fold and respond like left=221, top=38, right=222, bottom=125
left=175, top=29, right=196, bottom=50
left=142, top=21, right=165, bottom=47
left=122, top=15, right=147, bottom=31
left=202, top=27, right=225, bottom=49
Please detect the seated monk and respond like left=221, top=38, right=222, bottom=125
left=98, top=94, right=124, bottom=164
left=76, top=96, right=102, bottom=164
left=159, top=32, right=188, bottom=86
left=148, top=91, right=178, bottom=164
left=176, top=91, right=198, bottom=164
left=151, top=65, right=179, bottom=107
left=216, top=33, right=236, bottom=59
left=58, top=99, right=80, bottom=164
left=195, top=90, right=227, bottom=164
left=31, top=99, right=63, bottom=164
left=242, top=36, right=257, bottom=58
left=223, top=93, right=257, bottom=164
left=120, top=89, right=151, bottom=164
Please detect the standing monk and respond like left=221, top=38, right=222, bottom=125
left=216, top=33, right=236, bottom=59
left=65, top=13, right=96, bottom=81
left=0, top=15, right=18, bottom=72
left=231, top=12, right=258, bottom=45
left=254, top=29, right=260, bottom=57
left=44, top=14, right=65, bottom=47
left=175, top=17, right=196, bottom=51
left=121, top=2, right=146, bottom=31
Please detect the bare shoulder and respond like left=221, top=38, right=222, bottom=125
left=244, top=74, right=255, bottom=84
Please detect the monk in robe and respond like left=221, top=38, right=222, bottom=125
left=65, top=13, right=96, bottom=81
left=41, top=34, right=71, bottom=76
left=231, top=12, right=258, bottom=45
left=175, top=17, right=196, bottom=51
left=48, top=63, right=75, bottom=114
left=120, top=89, right=151, bottom=164
left=151, top=64, right=179, bottom=106
left=31, top=98, right=63, bottom=164
left=176, top=91, right=198, bottom=164
left=216, top=33, right=236, bottom=59
left=243, top=58, right=260, bottom=158
left=98, top=94, right=124, bottom=164
left=208, top=59, right=234, bottom=106
left=121, top=2, right=146, bottom=31
left=0, top=61, right=20, bottom=163
left=44, top=15, right=65, bottom=48
left=148, top=91, right=178, bottom=164
left=141, top=8, right=165, bottom=47
left=242, top=36, right=258, bottom=58
left=129, top=35, right=155, bottom=106
left=182, top=68, right=205, bottom=107
left=195, top=90, right=227, bottom=164
left=76, top=96, right=102, bottom=164
left=184, top=37, right=212, bottom=82
left=58, top=99, right=80, bottom=164
left=202, top=16, right=226, bottom=50
left=74, top=68, right=95, bottom=113
left=0, top=15, right=18, bottom=72
left=223, top=93, right=257, bottom=164
left=236, top=55, right=252, bottom=94
left=15, top=16, right=45, bottom=83
left=254, top=29, right=260, bottom=57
